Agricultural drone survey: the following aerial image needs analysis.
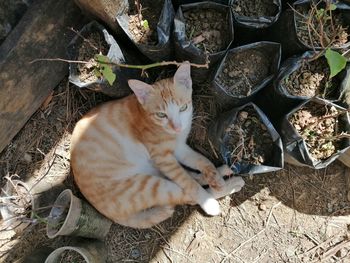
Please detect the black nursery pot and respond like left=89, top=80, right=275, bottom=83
left=174, top=1, right=234, bottom=83
left=231, top=0, right=282, bottom=28
left=211, top=41, right=281, bottom=110
left=274, top=51, right=350, bottom=109
left=172, top=0, right=229, bottom=9
left=209, top=103, right=284, bottom=175
left=67, top=21, right=132, bottom=98
left=116, top=0, right=175, bottom=61
left=281, top=97, right=350, bottom=169
left=270, top=0, right=350, bottom=58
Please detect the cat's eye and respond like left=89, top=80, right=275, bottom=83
left=180, top=104, right=188, bottom=112
left=156, top=112, right=167, bottom=118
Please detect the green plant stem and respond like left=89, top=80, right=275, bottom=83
left=31, top=211, right=48, bottom=224
left=324, top=132, right=350, bottom=141
left=30, top=58, right=209, bottom=69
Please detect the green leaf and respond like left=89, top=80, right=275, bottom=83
left=94, top=54, right=116, bottom=85
left=325, top=48, right=347, bottom=78
left=94, top=54, right=109, bottom=63
left=316, top=8, right=325, bottom=19
left=141, top=20, right=149, bottom=30
left=93, top=68, right=102, bottom=78
left=101, top=65, right=116, bottom=85
left=329, top=3, right=337, bottom=11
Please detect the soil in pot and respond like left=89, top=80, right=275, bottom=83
left=283, top=57, right=340, bottom=99
left=289, top=101, right=347, bottom=161
left=224, top=105, right=273, bottom=166
left=232, top=0, right=279, bottom=17
left=295, top=5, right=349, bottom=48
left=188, top=84, right=224, bottom=166
left=127, top=0, right=163, bottom=45
left=76, top=32, right=109, bottom=83
left=59, top=250, right=86, bottom=263
left=184, top=8, right=230, bottom=54
left=216, top=49, right=271, bottom=97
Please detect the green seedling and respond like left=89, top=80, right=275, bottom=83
left=141, top=19, right=149, bottom=30
left=94, top=54, right=116, bottom=85
left=325, top=48, right=347, bottom=78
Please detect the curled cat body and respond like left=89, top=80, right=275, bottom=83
left=70, top=63, right=244, bottom=228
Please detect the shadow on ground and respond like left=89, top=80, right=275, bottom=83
left=0, top=77, right=349, bottom=263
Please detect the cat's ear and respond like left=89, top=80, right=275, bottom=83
left=174, top=62, right=192, bottom=89
left=128, top=79, right=153, bottom=104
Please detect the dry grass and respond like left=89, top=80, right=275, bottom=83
left=188, top=83, right=223, bottom=166
left=0, top=79, right=111, bottom=262
left=0, top=78, right=349, bottom=262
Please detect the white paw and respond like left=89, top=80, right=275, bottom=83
left=209, top=176, right=245, bottom=199
left=217, top=164, right=233, bottom=176
left=201, top=198, right=221, bottom=216
left=226, top=176, right=245, bottom=194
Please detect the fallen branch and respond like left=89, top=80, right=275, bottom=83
left=30, top=57, right=209, bottom=69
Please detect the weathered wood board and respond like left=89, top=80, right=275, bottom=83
left=0, top=0, right=85, bottom=154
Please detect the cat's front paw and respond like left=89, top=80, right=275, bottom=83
left=200, top=198, right=221, bottom=216
left=202, top=164, right=225, bottom=191
left=217, top=164, right=234, bottom=176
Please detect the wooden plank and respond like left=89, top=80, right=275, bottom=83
left=0, top=0, right=85, bottom=154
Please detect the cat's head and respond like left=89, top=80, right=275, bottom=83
left=128, top=63, right=193, bottom=135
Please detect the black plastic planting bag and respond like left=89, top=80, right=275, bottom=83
left=270, top=0, right=350, bottom=57
left=275, top=51, right=350, bottom=106
left=209, top=103, right=284, bottom=175
left=211, top=41, right=281, bottom=110
left=174, top=1, right=234, bottom=83
left=173, top=0, right=229, bottom=8
left=281, top=97, right=350, bottom=169
left=231, top=0, right=282, bottom=28
left=67, top=21, right=132, bottom=98
left=116, top=0, right=175, bottom=61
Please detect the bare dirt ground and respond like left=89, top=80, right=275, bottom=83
left=1, top=79, right=350, bottom=263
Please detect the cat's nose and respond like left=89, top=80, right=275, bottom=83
left=174, top=126, right=182, bottom=133
left=170, top=121, right=182, bottom=133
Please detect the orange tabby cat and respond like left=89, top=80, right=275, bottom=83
left=70, top=63, right=244, bottom=228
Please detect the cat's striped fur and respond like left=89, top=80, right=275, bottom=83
left=70, top=63, right=244, bottom=228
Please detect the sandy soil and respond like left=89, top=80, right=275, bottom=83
left=0, top=79, right=350, bottom=263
